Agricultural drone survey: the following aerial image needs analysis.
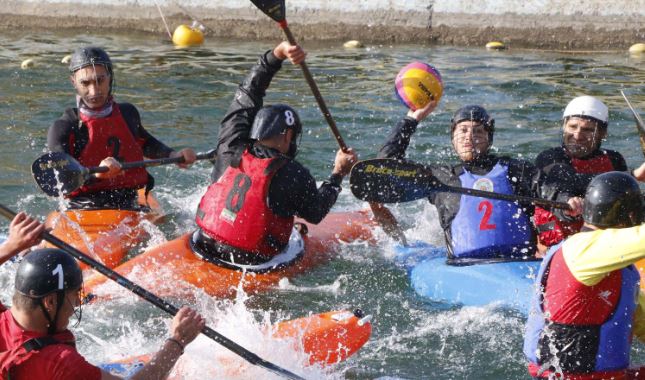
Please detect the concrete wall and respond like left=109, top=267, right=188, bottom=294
left=1, top=0, right=644, bottom=48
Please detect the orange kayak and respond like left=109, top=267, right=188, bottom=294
left=44, top=190, right=164, bottom=270
left=99, top=309, right=372, bottom=377
left=84, top=210, right=375, bottom=300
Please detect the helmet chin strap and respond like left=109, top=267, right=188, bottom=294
left=39, top=292, right=65, bottom=335
left=287, top=141, right=298, bottom=158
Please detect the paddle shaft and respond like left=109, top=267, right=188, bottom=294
left=620, top=90, right=645, bottom=158
left=350, top=159, right=572, bottom=210
left=0, top=204, right=304, bottom=380
left=277, top=21, right=348, bottom=152
left=87, top=150, right=215, bottom=175
left=441, top=183, right=570, bottom=210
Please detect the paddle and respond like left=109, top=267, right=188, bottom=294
left=32, top=150, right=216, bottom=197
left=0, top=203, right=305, bottom=380
left=620, top=90, right=645, bottom=158
left=249, top=0, right=349, bottom=152
left=350, top=158, right=571, bottom=210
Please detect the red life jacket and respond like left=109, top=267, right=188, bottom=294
left=534, top=154, right=616, bottom=247
left=0, top=310, right=76, bottom=379
left=524, top=244, right=640, bottom=378
left=70, top=103, right=149, bottom=196
left=195, top=150, right=294, bottom=257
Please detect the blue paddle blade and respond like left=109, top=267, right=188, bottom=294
left=349, top=159, right=442, bottom=203
left=31, top=152, right=89, bottom=197
left=250, top=0, right=286, bottom=22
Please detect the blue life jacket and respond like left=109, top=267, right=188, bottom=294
left=524, top=243, right=640, bottom=374
left=449, top=162, right=533, bottom=259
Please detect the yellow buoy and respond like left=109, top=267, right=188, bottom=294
left=628, top=43, right=645, bottom=54
left=20, top=59, right=35, bottom=69
left=61, top=54, right=72, bottom=64
left=172, top=24, right=204, bottom=47
left=343, top=40, right=364, bottom=49
left=486, top=41, right=506, bottom=50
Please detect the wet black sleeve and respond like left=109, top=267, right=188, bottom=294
left=268, top=161, right=342, bottom=224
left=506, top=158, right=541, bottom=217
left=535, top=148, right=628, bottom=203
left=47, top=108, right=78, bottom=154
left=376, top=117, right=419, bottom=159
left=212, top=50, right=284, bottom=182
left=119, top=103, right=173, bottom=159
left=607, top=150, right=628, bottom=171
left=376, top=115, right=454, bottom=205
left=535, top=148, right=584, bottom=202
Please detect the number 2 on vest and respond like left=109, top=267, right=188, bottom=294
left=226, top=173, right=252, bottom=213
left=478, top=200, right=496, bottom=230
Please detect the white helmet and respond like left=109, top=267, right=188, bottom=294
left=563, top=96, right=608, bottom=125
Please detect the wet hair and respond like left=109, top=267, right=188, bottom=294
left=12, top=292, right=41, bottom=311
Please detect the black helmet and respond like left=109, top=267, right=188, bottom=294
left=583, top=171, right=643, bottom=228
left=69, top=46, right=112, bottom=73
left=69, top=46, right=114, bottom=93
left=15, top=248, right=83, bottom=298
left=250, top=105, right=302, bottom=157
left=450, top=105, right=495, bottom=142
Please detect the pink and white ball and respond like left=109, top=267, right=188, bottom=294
left=395, top=62, right=443, bottom=111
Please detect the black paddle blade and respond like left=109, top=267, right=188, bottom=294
left=250, top=0, right=286, bottom=22
left=31, top=152, right=89, bottom=197
left=350, top=159, right=443, bottom=203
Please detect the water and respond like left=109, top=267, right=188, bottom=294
left=1, top=30, right=644, bottom=379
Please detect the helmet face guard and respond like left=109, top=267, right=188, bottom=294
left=69, top=46, right=114, bottom=94
left=583, top=171, right=643, bottom=228
left=450, top=104, right=495, bottom=146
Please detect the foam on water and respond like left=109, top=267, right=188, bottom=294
left=277, top=274, right=349, bottom=295
left=80, top=276, right=342, bottom=379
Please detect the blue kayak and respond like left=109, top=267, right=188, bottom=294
left=99, top=360, right=144, bottom=377
left=394, top=241, right=541, bottom=314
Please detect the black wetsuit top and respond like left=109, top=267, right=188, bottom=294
left=534, top=146, right=627, bottom=222
left=378, top=116, right=541, bottom=260
left=47, top=103, right=173, bottom=209
left=210, top=50, right=342, bottom=224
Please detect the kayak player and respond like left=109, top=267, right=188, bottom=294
left=373, top=102, right=555, bottom=264
left=47, top=46, right=197, bottom=209
left=0, top=247, right=205, bottom=379
left=193, top=41, right=357, bottom=267
left=533, top=95, right=645, bottom=253
left=524, top=171, right=645, bottom=379
left=0, top=212, right=45, bottom=265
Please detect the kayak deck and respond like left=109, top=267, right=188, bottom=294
left=44, top=190, right=164, bottom=269
left=395, top=241, right=540, bottom=314
left=84, top=210, right=375, bottom=300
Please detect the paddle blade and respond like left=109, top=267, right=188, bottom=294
left=31, top=152, right=88, bottom=197
left=250, top=0, right=286, bottom=22
left=350, top=159, right=441, bottom=203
